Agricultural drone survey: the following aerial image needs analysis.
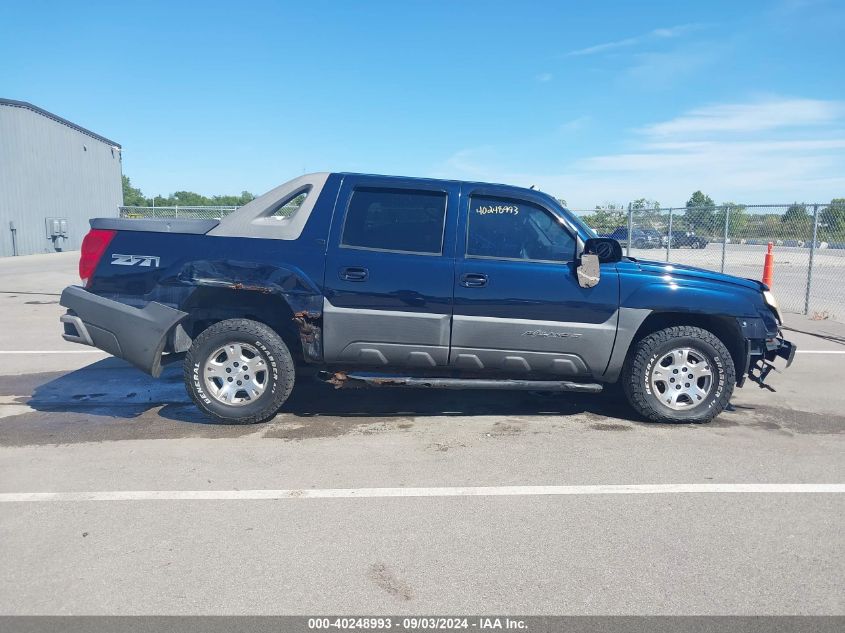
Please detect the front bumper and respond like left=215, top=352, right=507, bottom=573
left=745, top=335, right=796, bottom=391
left=60, top=286, right=187, bottom=377
left=766, top=336, right=796, bottom=366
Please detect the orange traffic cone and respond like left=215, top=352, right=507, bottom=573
left=762, top=242, right=774, bottom=288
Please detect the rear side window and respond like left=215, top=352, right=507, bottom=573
left=467, top=195, right=575, bottom=262
left=272, top=190, right=308, bottom=218
left=341, top=187, right=447, bottom=254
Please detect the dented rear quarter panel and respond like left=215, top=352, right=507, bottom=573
left=90, top=233, right=326, bottom=312
left=88, top=174, right=343, bottom=316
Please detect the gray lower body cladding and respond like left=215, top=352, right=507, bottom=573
left=322, top=298, right=633, bottom=379
left=60, top=286, right=188, bottom=377
left=322, top=301, right=451, bottom=367
left=449, top=313, right=620, bottom=377
left=601, top=307, right=652, bottom=381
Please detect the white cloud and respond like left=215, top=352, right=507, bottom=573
left=623, top=45, right=719, bottom=87
left=439, top=147, right=500, bottom=179
left=564, top=24, right=700, bottom=57
left=651, top=25, right=697, bottom=38
left=536, top=72, right=553, bottom=82
left=565, top=35, right=642, bottom=57
left=433, top=98, right=845, bottom=207
left=641, top=99, right=844, bottom=136
left=559, top=116, right=591, bottom=132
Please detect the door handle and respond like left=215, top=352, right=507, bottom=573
left=460, top=273, right=488, bottom=288
left=340, top=266, right=369, bottom=282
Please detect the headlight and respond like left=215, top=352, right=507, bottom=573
left=763, top=290, right=782, bottom=323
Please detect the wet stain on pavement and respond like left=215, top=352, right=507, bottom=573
left=0, top=406, right=259, bottom=447
left=590, top=423, right=634, bottom=431
left=368, top=563, right=413, bottom=601
left=712, top=404, right=845, bottom=435
left=485, top=421, right=524, bottom=437
left=262, top=417, right=412, bottom=441
left=1, top=360, right=841, bottom=446
left=427, top=439, right=466, bottom=452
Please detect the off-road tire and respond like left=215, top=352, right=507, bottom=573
left=184, top=318, right=295, bottom=424
left=622, top=326, right=735, bottom=423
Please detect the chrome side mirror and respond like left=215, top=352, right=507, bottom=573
left=577, top=253, right=600, bottom=288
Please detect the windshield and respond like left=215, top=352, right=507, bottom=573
left=562, top=209, right=598, bottom=239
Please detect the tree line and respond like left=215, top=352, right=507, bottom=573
left=576, top=191, right=845, bottom=241
left=124, top=175, right=844, bottom=241
left=122, top=175, right=256, bottom=208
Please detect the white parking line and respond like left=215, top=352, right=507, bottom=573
left=795, top=350, right=845, bottom=354
left=0, top=484, right=842, bottom=503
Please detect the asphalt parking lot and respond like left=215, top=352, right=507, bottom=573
left=0, top=252, right=843, bottom=615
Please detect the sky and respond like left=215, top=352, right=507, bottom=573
left=2, top=0, right=844, bottom=208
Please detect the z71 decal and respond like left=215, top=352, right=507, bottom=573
left=111, top=254, right=161, bottom=267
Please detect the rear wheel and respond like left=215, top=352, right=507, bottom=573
left=184, top=318, right=295, bottom=424
left=622, top=326, right=735, bottom=423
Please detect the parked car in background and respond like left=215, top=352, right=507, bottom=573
left=603, top=227, right=663, bottom=249
left=664, top=231, right=709, bottom=249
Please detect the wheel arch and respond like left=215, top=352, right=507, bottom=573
left=177, top=286, right=312, bottom=362
left=166, top=258, right=325, bottom=363
left=629, top=312, right=744, bottom=380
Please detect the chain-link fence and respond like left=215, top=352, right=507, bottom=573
left=119, top=206, right=238, bottom=220
left=120, top=196, right=305, bottom=219
left=120, top=202, right=845, bottom=321
left=572, top=203, right=845, bottom=320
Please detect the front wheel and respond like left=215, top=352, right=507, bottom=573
left=622, top=326, right=735, bottom=423
left=184, top=318, right=295, bottom=424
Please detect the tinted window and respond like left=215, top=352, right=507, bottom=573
left=467, top=196, right=575, bottom=262
left=342, top=187, right=447, bottom=254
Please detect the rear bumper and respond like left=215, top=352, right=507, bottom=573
left=60, top=286, right=187, bottom=377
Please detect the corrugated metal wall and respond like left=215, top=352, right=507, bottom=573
left=0, top=103, right=122, bottom=257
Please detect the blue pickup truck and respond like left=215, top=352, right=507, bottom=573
left=60, top=172, right=794, bottom=424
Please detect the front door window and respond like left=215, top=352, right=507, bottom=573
left=467, top=195, right=575, bottom=263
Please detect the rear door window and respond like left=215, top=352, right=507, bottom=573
left=341, top=187, right=448, bottom=255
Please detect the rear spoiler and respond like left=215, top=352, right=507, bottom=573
left=90, top=218, right=219, bottom=234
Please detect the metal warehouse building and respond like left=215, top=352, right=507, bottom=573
left=0, top=98, right=122, bottom=257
